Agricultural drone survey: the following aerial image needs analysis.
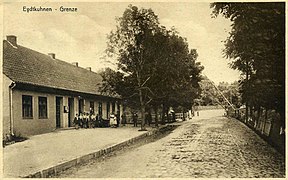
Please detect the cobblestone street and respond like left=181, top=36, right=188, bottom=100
left=57, top=109, right=285, bottom=178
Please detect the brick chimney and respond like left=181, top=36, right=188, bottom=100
left=72, top=62, right=78, bottom=67
left=86, top=67, right=92, bottom=71
left=48, top=53, right=56, bottom=59
left=6, top=35, right=17, bottom=47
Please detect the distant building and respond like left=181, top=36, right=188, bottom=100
left=3, top=35, right=122, bottom=138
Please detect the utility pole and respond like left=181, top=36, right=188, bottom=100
left=245, top=60, right=249, bottom=123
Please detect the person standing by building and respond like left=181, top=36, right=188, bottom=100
left=110, top=114, right=117, bottom=128
left=172, top=111, right=176, bottom=122
left=146, top=112, right=152, bottom=126
left=116, top=111, right=120, bottom=127
left=121, top=112, right=127, bottom=126
left=83, top=113, right=87, bottom=128
left=86, top=112, right=90, bottom=128
left=133, top=113, right=138, bottom=127
left=79, top=113, right=83, bottom=128
left=74, top=114, right=79, bottom=129
left=96, top=114, right=101, bottom=127
left=91, top=113, right=96, bottom=128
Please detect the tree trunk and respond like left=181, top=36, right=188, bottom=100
left=166, top=107, right=169, bottom=122
left=153, top=105, right=158, bottom=127
left=136, top=69, right=146, bottom=131
left=279, top=109, right=285, bottom=130
left=181, top=107, right=185, bottom=121
left=161, top=104, right=166, bottom=125
left=249, top=106, right=253, bottom=125
left=262, top=108, right=268, bottom=134
left=256, top=106, right=261, bottom=128
left=245, top=102, right=248, bottom=124
left=139, top=88, right=146, bottom=131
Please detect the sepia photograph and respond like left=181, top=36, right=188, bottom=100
left=2, top=0, right=285, bottom=178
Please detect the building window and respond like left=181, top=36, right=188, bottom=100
left=106, top=102, right=110, bottom=118
left=39, top=97, right=47, bottom=119
left=90, top=101, right=94, bottom=114
left=98, top=102, right=102, bottom=117
left=117, top=103, right=120, bottom=113
left=22, top=95, right=33, bottom=118
left=79, top=99, right=84, bottom=114
left=112, top=102, right=115, bottom=113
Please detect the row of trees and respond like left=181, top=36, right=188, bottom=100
left=195, top=76, right=241, bottom=108
left=210, top=3, right=285, bottom=127
left=100, top=5, right=203, bottom=130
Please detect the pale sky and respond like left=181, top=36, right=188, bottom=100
left=3, top=1, right=240, bottom=84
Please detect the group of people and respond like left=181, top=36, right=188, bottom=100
left=74, top=112, right=121, bottom=129
left=73, top=112, right=99, bottom=129
left=132, top=112, right=155, bottom=127
left=73, top=111, right=160, bottom=129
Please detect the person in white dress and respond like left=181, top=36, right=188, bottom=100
left=109, top=114, right=117, bottom=128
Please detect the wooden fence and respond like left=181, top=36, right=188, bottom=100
left=227, top=107, right=285, bottom=155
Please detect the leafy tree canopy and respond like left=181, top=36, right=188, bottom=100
left=100, top=5, right=203, bottom=127
left=211, top=2, right=285, bottom=121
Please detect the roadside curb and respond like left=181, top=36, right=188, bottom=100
left=24, top=128, right=159, bottom=178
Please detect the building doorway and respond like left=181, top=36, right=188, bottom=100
left=56, top=97, right=63, bottom=128
left=106, top=102, right=110, bottom=119
left=79, top=99, right=84, bottom=114
left=68, top=98, right=74, bottom=127
left=98, top=102, right=102, bottom=117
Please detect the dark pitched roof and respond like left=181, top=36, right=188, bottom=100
left=3, top=40, right=105, bottom=96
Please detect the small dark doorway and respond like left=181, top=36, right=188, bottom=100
left=68, top=98, right=74, bottom=127
left=98, top=102, right=102, bottom=117
left=56, top=97, right=62, bottom=128
left=90, top=101, right=95, bottom=114
left=112, top=102, right=115, bottom=114
left=79, top=99, right=84, bottom=114
left=106, top=102, right=110, bottom=119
